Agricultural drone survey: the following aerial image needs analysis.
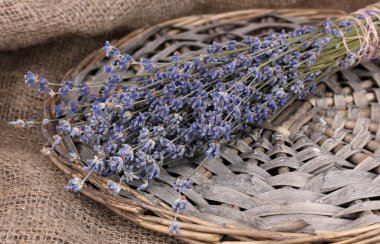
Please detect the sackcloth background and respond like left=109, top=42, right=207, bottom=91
left=0, top=1, right=377, bottom=243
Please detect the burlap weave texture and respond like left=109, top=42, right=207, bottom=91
left=0, top=1, right=377, bottom=243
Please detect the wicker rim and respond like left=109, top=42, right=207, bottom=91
left=41, top=8, right=380, bottom=244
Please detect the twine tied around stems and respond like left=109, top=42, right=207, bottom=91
left=342, top=4, right=380, bottom=66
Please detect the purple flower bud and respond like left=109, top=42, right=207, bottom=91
left=117, top=144, right=134, bottom=161
left=172, top=198, right=188, bottom=213
left=121, top=166, right=140, bottom=182
left=70, top=100, right=79, bottom=114
left=38, top=78, right=48, bottom=92
left=107, top=181, right=121, bottom=195
left=137, top=182, right=149, bottom=191
left=24, top=71, right=36, bottom=87
left=65, top=178, right=83, bottom=192
left=51, top=135, right=62, bottom=149
left=79, top=83, right=89, bottom=96
left=173, top=179, right=193, bottom=192
left=56, top=120, right=71, bottom=134
left=104, top=65, right=114, bottom=74
left=103, top=41, right=120, bottom=57
left=63, top=81, right=74, bottom=89
left=84, top=156, right=106, bottom=174
left=140, top=58, right=155, bottom=71
left=58, top=86, right=70, bottom=96
left=206, top=142, right=221, bottom=158
left=168, top=222, right=181, bottom=235
left=54, top=102, right=66, bottom=117
left=207, top=42, right=222, bottom=54
left=117, top=54, right=133, bottom=70
left=70, top=127, right=82, bottom=137
left=147, top=163, right=160, bottom=180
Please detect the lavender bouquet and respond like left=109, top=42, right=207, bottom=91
left=10, top=4, right=380, bottom=235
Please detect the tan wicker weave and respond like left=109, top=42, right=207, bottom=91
left=42, top=8, right=380, bottom=243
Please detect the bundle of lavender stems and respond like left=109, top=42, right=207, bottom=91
left=10, top=3, right=380, bottom=235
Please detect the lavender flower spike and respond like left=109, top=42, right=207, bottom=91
left=65, top=178, right=83, bottom=192
left=24, top=71, right=36, bottom=87
left=168, top=222, right=181, bottom=236
left=107, top=181, right=121, bottom=195
left=173, top=179, right=193, bottom=192
left=172, top=198, right=188, bottom=213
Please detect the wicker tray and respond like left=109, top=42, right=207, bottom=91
left=42, top=8, right=380, bottom=243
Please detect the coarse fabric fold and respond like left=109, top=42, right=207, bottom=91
left=0, top=1, right=376, bottom=243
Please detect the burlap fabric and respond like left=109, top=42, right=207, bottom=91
left=0, top=1, right=378, bottom=243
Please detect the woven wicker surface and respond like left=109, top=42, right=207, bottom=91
left=43, top=9, right=380, bottom=243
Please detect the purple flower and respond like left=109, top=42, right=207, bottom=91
left=312, top=37, right=330, bottom=50
left=103, top=41, right=120, bottom=57
left=117, top=54, right=133, bottom=70
left=24, top=71, right=36, bottom=87
left=63, top=81, right=74, bottom=89
left=104, top=65, right=114, bottom=74
left=108, top=156, right=124, bottom=173
left=173, top=179, right=193, bottom=192
left=173, top=145, right=186, bottom=158
left=273, top=87, right=288, bottom=106
left=51, top=135, right=62, bottom=149
left=121, top=166, right=140, bottom=182
left=84, top=156, right=106, bottom=174
left=140, top=138, right=156, bottom=152
left=107, top=181, right=121, bottom=195
left=69, top=100, right=80, bottom=114
left=38, top=78, right=48, bottom=92
left=135, top=151, right=155, bottom=167
left=305, top=51, right=317, bottom=66
left=56, top=120, right=71, bottom=134
left=171, top=54, right=181, bottom=62
left=140, top=58, right=155, bottom=71
left=207, top=42, right=222, bottom=54
left=104, top=141, right=118, bottom=154
left=79, top=83, right=89, bottom=96
left=58, top=86, right=70, bottom=96
left=168, top=222, right=181, bottom=235
left=147, top=163, right=160, bottom=180
left=172, top=198, right=188, bottom=213
left=117, top=144, right=134, bottom=161
left=131, top=113, right=148, bottom=130
left=103, top=40, right=110, bottom=50
left=226, top=40, right=237, bottom=50
left=153, top=125, right=166, bottom=136
left=339, top=19, right=352, bottom=27
left=54, top=102, right=66, bottom=117
left=18, top=17, right=357, bottom=212
left=288, top=80, right=305, bottom=95
left=89, top=93, right=98, bottom=102
left=137, top=182, right=149, bottom=191
left=206, top=142, right=221, bottom=158
left=65, top=178, right=83, bottom=192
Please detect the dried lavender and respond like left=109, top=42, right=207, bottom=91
left=10, top=5, right=380, bottom=235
